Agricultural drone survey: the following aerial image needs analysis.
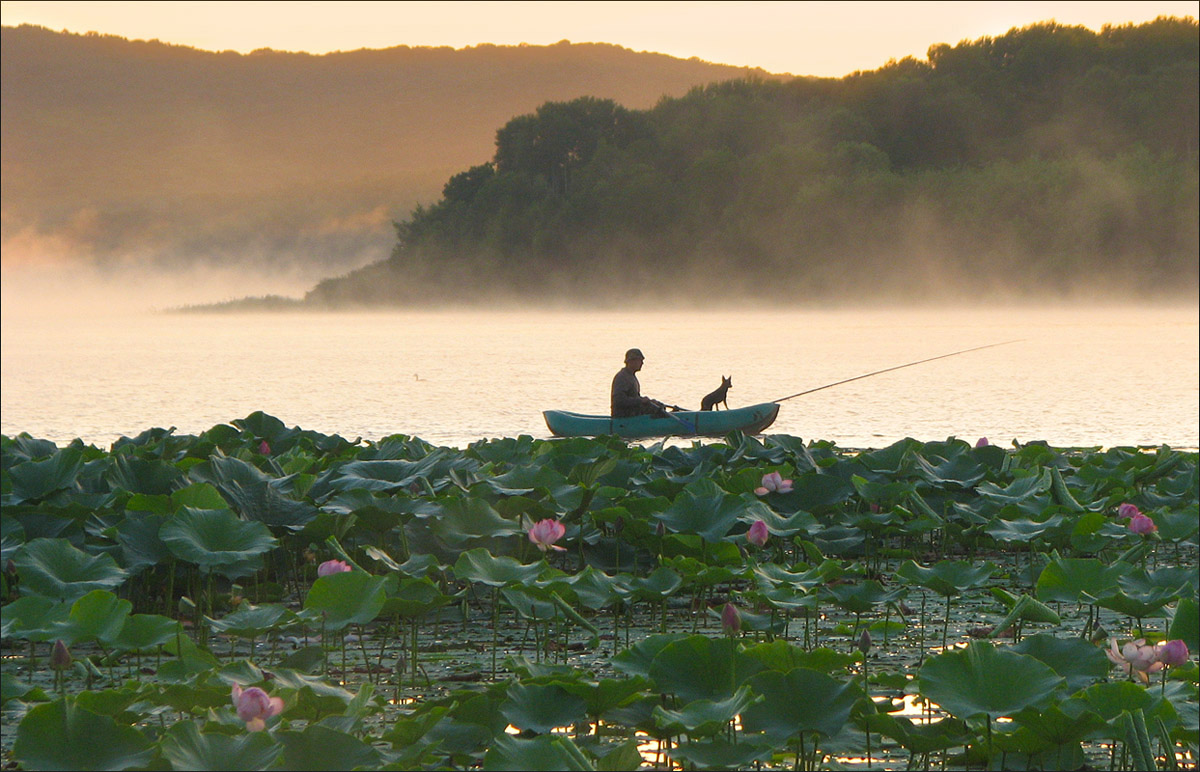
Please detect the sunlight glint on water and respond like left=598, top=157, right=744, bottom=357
left=2, top=306, right=1196, bottom=449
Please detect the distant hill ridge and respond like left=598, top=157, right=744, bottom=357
left=1, top=24, right=779, bottom=278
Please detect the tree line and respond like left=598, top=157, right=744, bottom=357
left=307, top=18, right=1199, bottom=306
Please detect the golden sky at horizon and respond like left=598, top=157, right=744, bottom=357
left=2, top=0, right=1197, bottom=77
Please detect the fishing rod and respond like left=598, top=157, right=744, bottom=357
left=772, top=340, right=1023, bottom=403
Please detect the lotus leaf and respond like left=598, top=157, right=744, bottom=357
left=647, top=635, right=764, bottom=702
left=429, top=496, right=523, bottom=546
left=13, top=537, right=128, bottom=601
left=500, top=682, right=589, bottom=734
left=653, top=479, right=744, bottom=542
left=50, top=589, right=132, bottom=646
left=6, top=447, right=83, bottom=504
left=652, top=684, right=760, bottom=737
left=897, top=559, right=997, bottom=597
left=741, top=667, right=861, bottom=739
left=111, top=613, right=182, bottom=651
left=1035, top=554, right=1126, bottom=604
left=278, top=724, right=382, bottom=771
left=12, top=699, right=155, bottom=771
left=481, top=733, right=593, bottom=771
left=207, top=604, right=295, bottom=638
left=1168, top=595, right=1199, bottom=652
left=1010, top=634, right=1111, bottom=691
left=864, top=713, right=971, bottom=754
left=918, top=641, right=1064, bottom=720
left=453, top=548, right=544, bottom=587
left=159, top=720, right=283, bottom=771
left=609, top=633, right=688, bottom=679
left=303, top=571, right=391, bottom=630
left=160, top=507, right=277, bottom=578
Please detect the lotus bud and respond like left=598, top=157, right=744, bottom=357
left=746, top=520, right=769, bottom=548
left=975, top=437, right=989, bottom=447
left=858, top=629, right=872, bottom=655
left=1128, top=513, right=1157, bottom=535
left=258, top=440, right=271, bottom=455
left=231, top=683, right=284, bottom=732
left=656, top=521, right=666, bottom=537
left=1117, top=503, right=1141, bottom=519
left=316, top=559, right=352, bottom=577
left=721, top=603, right=741, bottom=636
left=1156, top=639, right=1190, bottom=667
left=613, top=516, right=625, bottom=534
left=50, top=640, right=72, bottom=671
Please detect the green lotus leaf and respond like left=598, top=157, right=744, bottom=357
left=481, top=733, right=592, bottom=771
left=1011, top=634, right=1111, bottom=691
left=1065, top=680, right=1178, bottom=729
left=648, top=635, right=765, bottom=702
left=277, top=724, right=382, bottom=771
left=453, top=548, right=544, bottom=587
left=112, top=613, right=183, bottom=651
left=864, top=713, right=971, bottom=754
left=664, top=735, right=776, bottom=770
left=919, top=641, right=1065, bottom=720
left=742, top=641, right=860, bottom=674
left=741, top=667, right=861, bottom=740
left=6, top=447, right=83, bottom=504
left=50, top=590, right=132, bottom=646
left=13, top=537, right=127, bottom=602
left=897, top=559, right=997, bottom=597
left=160, top=507, right=277, bottom=576
left=0, top=595, right=71, bottom=641
left=207, top=603, right=296, bottom=638
left=160, top=720, right=283, bottom=771
left=171, top=482, right=229, bottom=510
left=624, top=567, right=682, bottom=602
left=500, top=682, right=589, bottom=735
left=113, top=512, right=170, bottom=573
left=105, top=453, right=184, bottom=496
left=1168, top=595, right=1199, bottom=652
left=1035, top=554, right=1126, bottom=604
left=777, top=471, right=856, bottom=514
left=429, top=496, right=523, bottom=546
left=12, top=699, right=154, bottom=771
left=652, top=684, right=760, bottom=737
left=653, top=479, right=743, bottom=542
left=192, top=454, right=318, bottom=530
left=381, top=575, right=458, bottom=618
left=554, top=677, right=650, bottom=720
left=610, top=633, right=688, bottom=679
left=985, top=514, right=1067, bottom=544
left=823, top=579, right=907, bottom=614
left=303, top=571, right=392, bottom=630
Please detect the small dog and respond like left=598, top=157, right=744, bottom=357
left=700, top=376, right=732, bottom=411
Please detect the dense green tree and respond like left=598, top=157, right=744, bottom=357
left=307, top=18, right=1198, bottom=307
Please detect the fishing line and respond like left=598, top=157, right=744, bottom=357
left=772, top=339, right=1024, bottom=403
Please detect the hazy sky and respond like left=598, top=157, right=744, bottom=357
left=3, top=0, right=1196, bottom=77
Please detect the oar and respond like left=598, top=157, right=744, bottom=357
left=772, top=340, right=1023, bottom=403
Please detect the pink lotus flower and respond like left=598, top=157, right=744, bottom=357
left=316, top=559, right=352, bottom=577
left=746, top=520, right=769, bottom=548
left=1156, top=639, right=1190, bottom=667
left=754, top=471, right=793, bottom=496
left=1106, top=638, right=1163, bottom=683
left=721, top=603, right=741, bottom=636
left=258, top=440, right=271, bottom=455
left=1117, top=503, right=1141, bottom=519
left=232, top=684, right=284, bottom=732
left=975, top=437, right=989, bottom=447
left=1128, top=513, right=1158, bottom=535
left=528, top=518, right=566, bottom=552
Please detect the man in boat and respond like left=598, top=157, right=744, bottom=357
left=611, top=348, right=671, bottom=418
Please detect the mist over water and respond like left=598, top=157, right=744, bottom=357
left=2, top=289, right=1196, bottom=450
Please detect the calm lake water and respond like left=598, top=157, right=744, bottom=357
left=2, top=305, right=1197, bottom=450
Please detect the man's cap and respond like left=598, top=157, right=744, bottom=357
left=625, top=348, right=645, bottom=360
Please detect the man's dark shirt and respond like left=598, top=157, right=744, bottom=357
left=611, top=367, right=648, bottom=417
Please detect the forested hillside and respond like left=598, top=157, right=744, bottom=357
left=308, top=18, right=1199, bottom=306
left=1, top=25, right=771, bottom=278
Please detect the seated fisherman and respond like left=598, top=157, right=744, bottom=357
left=611, top=348, right=670, bottom=418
